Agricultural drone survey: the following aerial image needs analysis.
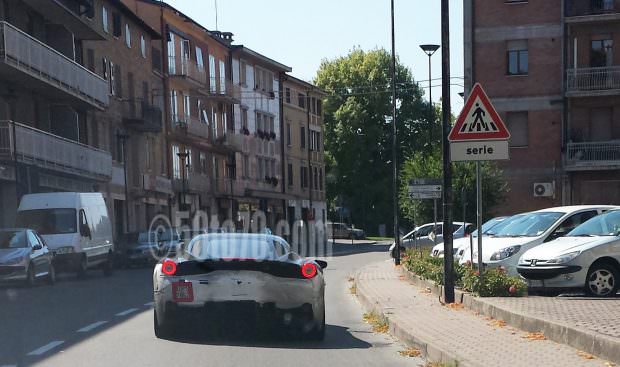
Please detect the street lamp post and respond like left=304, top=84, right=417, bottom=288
left=420, top=44, right=440, bottom=143
left=390, top=0, right=401, bottom=265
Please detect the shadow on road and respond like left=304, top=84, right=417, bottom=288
left=167, top=323, right=373, bottom=350
left=328, top=243, right=390, bottom=257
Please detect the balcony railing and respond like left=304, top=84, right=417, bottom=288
left=0, top=21, right=109, bottom=109
left=172, top=172, right=212, bottom=193
left=0, top=120, right=112, bottom=179
left=207, top=77, right=242, bottom=102
left=566, top=141, right=620, bottom=169
left=214, top=178, right=248, bottom=196
left=168, top=56, right=207, bottom=85
left=122, top=100, right=162, bottom=133
left=566, top=66, right=620, bottom=94
left=566, top=0, right=616, bottom=16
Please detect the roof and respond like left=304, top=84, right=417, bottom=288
left=110, top=0, right=161, bottom=39
left=283, top=74, right=327, bottom=96
left=534, top=205, right=619, bottom=213
left=230, top=45, right=291, bottom=72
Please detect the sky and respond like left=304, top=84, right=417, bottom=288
left=166, top=0, right=465, bottom=113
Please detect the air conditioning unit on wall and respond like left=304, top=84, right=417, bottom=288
left=533, top=182, right=554, bottom=198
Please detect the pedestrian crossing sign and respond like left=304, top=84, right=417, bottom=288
left=448, top=83, right=510, bottom=141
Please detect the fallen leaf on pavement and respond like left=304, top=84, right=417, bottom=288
left=522, top=332, right=546, bottom=341
left=398, top=347, right=422, bottom=357
left=577, top=351, right=595, bottom=360
left=445, top=303, right=464, bottom=310
left=489, top=320, right=507, bottom=328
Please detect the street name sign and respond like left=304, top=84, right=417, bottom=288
left=408, top=179, right=442, bottom=199
left=449, top=83, right=510, bottom=162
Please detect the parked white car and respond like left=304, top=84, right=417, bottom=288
left=432, top=216, right=508, bottom=259
left=459, top=206, right=617, bottom=276
left=517, top=209, right=620, bottom=297
left=390, top=222, right=473, bottom=259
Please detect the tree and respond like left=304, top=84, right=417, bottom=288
left=399, top=148, right=508, bottom=227
left=315, top=48, right=434, bottom=235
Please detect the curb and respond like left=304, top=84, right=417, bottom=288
left=398, top=266, right=620, bottom=365
left=354, top=269, right=470, bottom=367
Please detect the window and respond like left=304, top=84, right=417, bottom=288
left=300, top=166, right=309, bottom=188
left=167, top=33, right=175, bottom=74
left=256, top=112, right=263, bottom=132
left=140, top=35, right=146, bottom=58
left=314, top=167, right=318, bottom=189
left=311, top=97, right=316, bottom=114
left=114, top=64, right=122, bottom=98
left=109, top=61, right=116, bottom=96
left=183, top=95, right=191, bottom=123
left=285, top=87, right=291, bottom=103
left=87, top=49, right=95, bottom=72
left=125, top=24, right=131, bottom=47
left=319, top=168, right=323, bottom=190
left=112, top=12, right=121, bottom=37
left=241, top=108, right=248, bottom=129
left=507, top=40, right=528, bottom=75
left=317, top=99, right=322, bottom=115
left=286, top=122, right=291, bottom=146
left=288, top=163, right=293, bottom=186
left=298, top=93, right=306, bottom=109
left=300, top=126, right=306, bottom=148
left=219, top=60, right=226, bottom=93
left=152, top=47, right=162, bottom=72
left=591, top=39, right=613, bottom=67
left=243, top=155, right=250, bottom=178
left=102, top=7, right=109, bottom=33
left=199, top=152, right=208, bottom=174
left=209, top=54, right=216, bottom=92
left=170, top=90, right=178, bottom=123
left=240, top=61, right=247, bottom=86
left=196, top=47, right=204, bottom=70
left=506, top=111, right=528, bottom=147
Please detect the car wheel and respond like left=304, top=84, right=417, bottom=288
left=585, top=261, right=619, bottom=297
left=308, top=301, right=326, bottom=341
left=76, top=255, right=88, bottom=279
left=102, top=252, right=114, bottom=277
left=154, top=309, right=175, bottom=339
left=46, top=262, right=56, bottom=285
left=26, top=263, right=36, bottom=287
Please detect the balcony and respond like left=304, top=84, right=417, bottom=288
left=172, top=172, right=212, bottom=193
left=122, top=100, right=162, bottom=133
left=565, top=0, right=620, bottom=22
left=565, top=141, right=620, bottom=170
left=204, top=77, right=242, bottom=103
left=168, top=57, right=207, bottom=86
left=21, top=0, right=105, bottom=40
left=312, top=190, right=326, bottom=202
left=310, top=150, right=323, bottom=163
left=0, top=120, right=112, bottom=180
left=566, top=66, right=620, bottom=96
left=214, top=178, right=248, bottom=197
left=0, top=21, right=109, bottom=109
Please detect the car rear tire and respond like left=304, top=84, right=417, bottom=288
left=154, top=309, right=175, bottom=339
left=46, top=262, right=56, bottom=285
left=308, top=302, right=326, bottom=341
left=26, top=263, right=36, bottom=287
left=585, top=261, right=619, bottom=297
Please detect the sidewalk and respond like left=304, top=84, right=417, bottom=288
left=354, top=260, right=609, bottom=367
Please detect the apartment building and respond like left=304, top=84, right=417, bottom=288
left=83, top=0, right=168, bottom=237
left=282, top=76, right=327, bottom=225
left=230, top=46, right=291, bottom=229
left=123, top=0, right=241, bottom=226
left=0, top=0, right=110, bottom=227
left=464, top=0, right=620, bottom=214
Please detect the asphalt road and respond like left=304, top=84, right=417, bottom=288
left=0, top=242, right=423, bottom=367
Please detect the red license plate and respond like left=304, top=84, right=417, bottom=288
left=172, top=281, right=194, bottom=302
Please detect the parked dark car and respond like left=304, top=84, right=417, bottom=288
left=0, top=228, right=56, bottom=286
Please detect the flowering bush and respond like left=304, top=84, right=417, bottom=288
left=402, top=249, right=526, bottom=297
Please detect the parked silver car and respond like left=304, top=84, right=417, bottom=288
left=0, top=228, right=55, bottom=286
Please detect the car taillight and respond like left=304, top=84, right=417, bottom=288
left=162, top=259, right=177, bottom=276
left=301, top=263, right=317, bottom=279
left=172, top=281, right=194, bottom=302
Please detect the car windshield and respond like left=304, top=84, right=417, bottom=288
left=0, top=230, right=27, bottom=249
left=493, top=212, right=564, bottom=237
left=187, top=235, right=290, bottom=261
left=16, top=209, right=77, bottom=235
left=568, top=210, right=620, bottom=237
left=472, top=216, right=511, bottom=236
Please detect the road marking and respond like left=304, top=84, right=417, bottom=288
left=77, top=321, right=108, bottom=333
left=115, top=308, right=139, bottom=317
left=27, top=341, right=64, bottom=356
left=144, top=301, right=154, bottom=307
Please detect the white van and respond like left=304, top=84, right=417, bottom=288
left=16, top=192, right=114, bottom=277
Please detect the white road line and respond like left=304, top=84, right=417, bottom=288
left=27, top=341, right=65, bottom=356
left=115, top=308, right=139, bottom=317
left=77, top=321, right=108, bottom=333
left=144, top=301, right=154, bottom=307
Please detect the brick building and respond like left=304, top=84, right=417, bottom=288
left=464, top=0, right=620, bottom=215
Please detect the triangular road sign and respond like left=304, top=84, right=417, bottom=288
left=449, top=83, right=510, bottom=141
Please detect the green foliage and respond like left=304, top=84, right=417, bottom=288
left=403, top=249, right=526, bottom=297
left=315, top=48, right=434, bottom=235
left=399, top=149, right=508, bottom=225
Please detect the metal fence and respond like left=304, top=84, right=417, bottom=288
left=0, top=120, right=112, bottom=179
left=0, top=21, right=109, bottom=108
left=566, top=142, right=620, bottom=165
left=566, top=66, right=620, bottom=92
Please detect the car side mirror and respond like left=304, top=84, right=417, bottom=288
left=32, top=244, right=43, bottom=251
left=80, top=224, right=91, bottom=238
left=315, top=260, right=328, bottom=269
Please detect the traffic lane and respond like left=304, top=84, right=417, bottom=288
left=30, top=252, right=421, bottom=367
left=0, top=266, right=154, bottom=366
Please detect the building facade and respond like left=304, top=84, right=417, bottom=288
left=464, top=0, right=620, bottom=215
left=0, top=0, right=111, bottom=227
left=282, top=76, right=327, bottom=226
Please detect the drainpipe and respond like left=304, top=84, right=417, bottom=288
left=159, top=3, right=173, bottom=220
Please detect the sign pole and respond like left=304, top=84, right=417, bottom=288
left=476, top=161, right=483, bottom=283
left=433, top=198, right=438, bottom=248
